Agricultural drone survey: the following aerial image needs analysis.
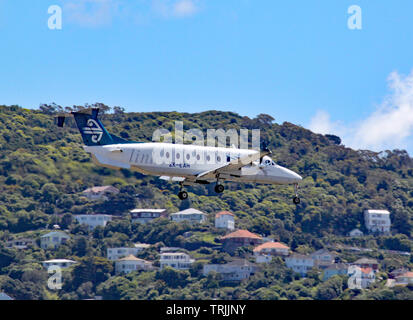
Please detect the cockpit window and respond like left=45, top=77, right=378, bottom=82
left=263, top=159, right=276, bottom=167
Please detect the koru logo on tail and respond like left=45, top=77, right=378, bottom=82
left=83, top=119, right=103, bottom=143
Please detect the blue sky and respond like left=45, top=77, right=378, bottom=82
left=0, top=0, right=413, bottom=154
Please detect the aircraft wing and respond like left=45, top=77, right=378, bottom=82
left=159, top=176, right=186, bottom=182
left=196, top=149, right=271, bottom=180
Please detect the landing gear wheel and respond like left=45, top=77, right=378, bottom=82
left=293, top=196, right=300, bottom=205
left=178, top=191, right=188, bottom=200
left=214, top=184, right=225, bottom=194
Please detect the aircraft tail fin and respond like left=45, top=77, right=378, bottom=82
left=69, top=108, right=133, bottom=146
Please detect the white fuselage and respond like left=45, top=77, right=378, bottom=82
left=83, top=143, right=302, bottom=185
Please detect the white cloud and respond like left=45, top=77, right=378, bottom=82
left=309, top=110, right=340, bottom=135
left=152, top=0, right=199, bottom=18
left=173, top=0, right=198, bottom=17
left=60, top=0, right=200, bottom=27
left=308, top=70, right=413, bottom=154
left=63, top=0, right=119, bottom=27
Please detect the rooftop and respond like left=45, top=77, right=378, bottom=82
left=171, top=208, right=207, bottom=216
left=130, top=209, right=167, bottom=213
left=215, top=211, right=235, bottom=218
left=43, top=259, right=77, bottom=263
left=221, top=230, right=262, bottom=240
left=117, top=255, right=149, bottom=262
left=253, top=242, right=289, bottom=252
left=364, top=209, right=390, bottom=215
left=354, top=258, right=378, bottom=265
left=41, top=231, right=70, bottom=238
left=360, top=267, right=374, bottom=274
left=83, top=186, right=119, bottom=194
left=399, top=271, right=413, bottom=278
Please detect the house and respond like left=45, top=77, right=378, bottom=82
left=40, top=231, right=70, bottom=249
left=352, top=267, right=376, bottom=289
left=285, top=254, right=315, bottom=276
left=310, top=249, right=337, bottom=269
left=6, top=238, right=35, bottom=250
left=160, top=247, right=185, bottom=253
left=130, top=209, right=168, bottom=224
left=395, top=271, right=413, bottom=286
left=322, top=263, right=349, bottom=281
left=0, top=292, right=14, bottom=300
left=253, top=242, right=290, bottom=263
left=353, top=258, right=379, bottom=271
left=389, top=268, right=409, bottom=279
left=107, top=244, right=150, bottom=261
left=203, top=260, right=257, bottom=281
left=42, top=259, right=77, bottom=269
left=221, top=230, right=263, bottom=253
left=82, top=185, right=119, bottom=201
left=74, top=214, right=112, bottom=229
left=170, top=208, right=207, bottom=224
left=364, top=209, right=391, bottom=234
left=349, top=228, right=364, bottom=237
left=160, top=252, right=195, bottom=270
left=215, top=211, right=235, bottom=230
left=115, top=255, right=153, bottom=274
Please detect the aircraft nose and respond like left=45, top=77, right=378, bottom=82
left=280, top=167, right=302, bottom=183
left=288, top=170, right=302, bottom=182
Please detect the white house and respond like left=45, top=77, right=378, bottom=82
left=310, top=249, right=337, bottom=269
left=107, top=244, right=151, bottom=261
left=253, top=242, right=290, bottom=263
left=42, top=259, right=77, bottom=269
left=0, top=293, right=14, bottom=300
left=130, top=209, right=167, bottom=224
left=349, top=267, right=376, bottom=289
left=322, top=263, right=349, bottom=281
left=40, top=231, right=70, bottom=249
left=6, top=238, right=35, bottom=250
left=285, top=254, right=315, bottom=276
left=349, top=228, right=364, bottom=237
left=170, top=208, right=207, bottom=224
left=215, top=211, right=235, bottom=230
left=364, top=209, right=391, bottom=234
left=160, top=252, right=195, bottom=270
left=395, top=271, right=413, bottom=286
left=74, top=214, right=112, bottom=229
left=203, top=260, right=257, bottom=281
left=82, top=185, right=119, bottom=201
left=115, top=255, right=153, bottom=274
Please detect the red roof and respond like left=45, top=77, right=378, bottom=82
left=253, top=242, right=289, bottom=252
left=221, top=230, right=262, bottom=240
left=215, top=211, right=235, bottom=218
left=400, top=271, right=413, bottom=278
left=360, top=267, right=373, bottom=274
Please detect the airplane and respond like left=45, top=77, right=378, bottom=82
left=56, top=108, right=303, bottom=204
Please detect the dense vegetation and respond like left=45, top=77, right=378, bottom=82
left=0, top=103, right=412, bottom=300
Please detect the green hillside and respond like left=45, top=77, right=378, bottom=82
left=0, top=104, right=412, bottom=300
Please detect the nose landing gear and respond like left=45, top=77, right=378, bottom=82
left=293, top=184, right=301, bottom=205
left=214, top=184, right=225, bottom=194
left=178, top=182, right=188, bottom=200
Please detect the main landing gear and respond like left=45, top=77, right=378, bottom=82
left=293, top=184, right=301, bottom=205
left=178, top=182, right=188, bottom=200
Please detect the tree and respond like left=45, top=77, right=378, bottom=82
left=155, top=267, right=190, bottom=288
left=72, top=257, right=113, bottom=289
